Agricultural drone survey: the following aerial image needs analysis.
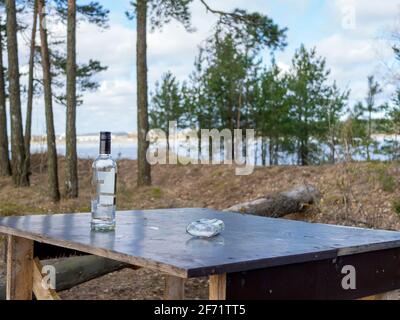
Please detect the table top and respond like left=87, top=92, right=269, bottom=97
left=1, top=209, right=400, bottom=278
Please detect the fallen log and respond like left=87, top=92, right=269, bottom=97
left=225, top=184, right=321, bottom=218
left=0, top=255, right=131, bottom=300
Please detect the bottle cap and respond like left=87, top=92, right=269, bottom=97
left=100, top=131, right=111, bottom=141
left=100, top=132, right=111, bottom=154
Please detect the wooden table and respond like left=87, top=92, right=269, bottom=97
left=1, top=208, right=400, bottom=300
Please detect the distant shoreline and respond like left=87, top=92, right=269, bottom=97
left=31, top=133, right=138, bottom=144
left=30, top=132, right=399, bottom=144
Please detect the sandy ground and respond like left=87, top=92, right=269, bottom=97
left=0, top=155, right=399, bottom=299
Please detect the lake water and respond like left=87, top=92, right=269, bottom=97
left=31, top=142, right=138, bottom=160
left=31, top=137, right=398, bottom=164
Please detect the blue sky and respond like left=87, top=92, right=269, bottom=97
left=16, top=0, right=400, bottom=135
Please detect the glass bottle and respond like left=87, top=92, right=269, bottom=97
left=91, top=132, right=117, bottom=231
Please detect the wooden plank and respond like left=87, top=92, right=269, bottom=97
left=164, top=275, right=185, bottom=300
left=0, top=227, right=188, bottom=278
left=209, top=274, right=226, bottom=300
left=6, top=235, right=34, bottom=300
left=226, top=247, right=400, bottom=300
left=1, top=209, right=400, bottom=278
left=360, top=290, right=400, bottom=300
left=32, top=258, right=60, bottom=300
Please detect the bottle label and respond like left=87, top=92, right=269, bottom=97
left=99, top=195, right=115, bottom=206
left=97, top=172, right=115, bottom=194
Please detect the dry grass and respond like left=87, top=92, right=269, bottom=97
left=1, top=155, right=399, bottom=230
left=1, top=154, right=400, bottom=299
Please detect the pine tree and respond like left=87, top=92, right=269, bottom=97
left=24, top=0, right=38, bottom=182
left=150, top=71, right=183, bottom=150
left=321, top=83, right=349, bottom=163
left=5, top=0, right=28, bottom=186
left=127, top=0, right=286, bottom=186
left=256, top=64, right=290, bottom=165
left=65, top=0, right=77, bottom=198
left=38, top=0, right=60, bottom=201
left=0, top=15, right=11, bottom=176
left=287, top=45, right=331, bottom=165
left=354, top=76, right=383, bottom=161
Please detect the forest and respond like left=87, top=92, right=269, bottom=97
left=0, top=0, right=399, bottom=202
left=0, top=0, right=400, bottom=301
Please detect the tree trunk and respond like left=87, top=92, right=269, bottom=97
left=300, top=140, right=309, bottom=166
left=273, top=137, right=279, bottom=165
left=24, top=0, right=39, bottom=182
left=268, top=137, right=273, bottom=166
left=38, top=0, right=60, bottom=202
left=0, top=21, right=11, bottom=177
left=136, top=0, right=151, bottom=186
left=260, top=137, right=266, bottom=166
left=225, top=184, right=321, bottom=218
left=367, top=111, right=372, bottom=161
left=65, top=0, right=78, bottom=198
left=5, top=0, right=28, bottom=186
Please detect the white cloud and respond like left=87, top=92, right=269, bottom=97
left=12, top=0, right=400, bottom=136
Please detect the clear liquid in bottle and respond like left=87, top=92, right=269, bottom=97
left=91, top=132, right=117, bottom=231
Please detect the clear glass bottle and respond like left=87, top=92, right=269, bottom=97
left=91, top=132, right=117, bottom=231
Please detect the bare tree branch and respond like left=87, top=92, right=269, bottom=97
left=199, top=0, right=259, bottom=26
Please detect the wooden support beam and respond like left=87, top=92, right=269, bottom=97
left=360, top=290, right=400, bottom=300
left=164, top=275, right=185, bottom=300
left=209, top=274, right=226, bottom=300
left=6, top=235, right=34, bottom=300
left=32, top=258, right=60, bottom=300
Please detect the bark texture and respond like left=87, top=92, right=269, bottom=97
left=136, top=0, right=151, bottom=186
left=24, top=0, right=39, bottom=181
left=225, top=184, right=321, bottom=218
left=65, top=0, right=78, bottom=198
left=5, top=0, right=28, bottom=186
left=0, top=22, right=11, bottom=177
left=38, top=0, right=60, bottom=202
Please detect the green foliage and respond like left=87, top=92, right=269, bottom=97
left=150, top=71, right=184, bottom=134
left=53, top=0, right=110, bottom=27
left=0, top=202, right=42, bottom=216
left=182, top=32, right=258, bottom=133
left=150, top=187, right=162, bottom=198
left=392, top=199, right=400, bottom=216
left=51, top=52, right=108, bottom=106
left=381, top=89, right=400, bottom=160
left=31, top=1, right=110, bottom=106
left=286, top=45, right=348, bottom=165
left=200, top=3, right=287, bottom=52
left=322, top=83, right=350, bottom=163
left=254, top=63, right=290, bottom=165
left=126, top=0, right=194, bottom=31
left=353, top=76, right=384, bottom=160
left=378, top=170, right=396, bottom=193
left=160, top=39, right=349, bottom=166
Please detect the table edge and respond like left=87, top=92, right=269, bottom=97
left=0, top=225, right=189, bottom=278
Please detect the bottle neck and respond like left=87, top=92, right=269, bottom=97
left=100, top=139, right=111, bottom=155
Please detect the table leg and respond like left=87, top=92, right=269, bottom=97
left=164, top=275, right=185, bottom=300
left=6, top=235, right=34, bottom=300
left=209, top=274, right=226, bottom=300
